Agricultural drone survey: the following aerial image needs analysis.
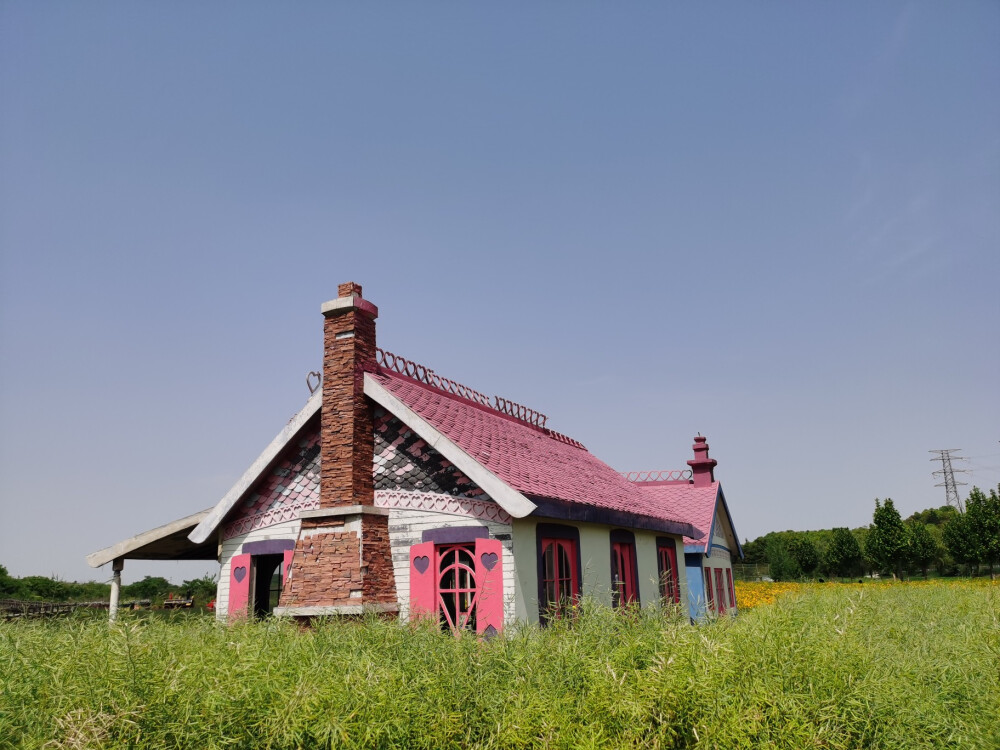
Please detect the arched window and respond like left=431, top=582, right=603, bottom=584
left=536, top=524, right=581, bottom=623
left=610, top=530, right=639, bottom=608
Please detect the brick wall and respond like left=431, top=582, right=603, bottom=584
left=279, top=519, right=364, bottom=607
left=360, top=515, right=397, bottom=604
left=321, top=283, right=377, bottom=510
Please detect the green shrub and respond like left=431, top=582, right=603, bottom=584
left=1, top=584, right=997, bottom=749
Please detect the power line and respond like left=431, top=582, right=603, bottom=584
left=929, top=449, right=968, bottom=513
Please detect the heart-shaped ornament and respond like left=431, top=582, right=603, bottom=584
left=233, top=566, right=247, bottom=583
left=413, top=555, right=430, bottom=574
left=480, top=552, right=498, bottom=571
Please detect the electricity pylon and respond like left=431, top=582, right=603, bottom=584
left=929, top=449, right=968, bottom=513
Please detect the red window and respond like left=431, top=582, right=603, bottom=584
left=610, top=539, right=639, bottom=607
left=656, top=538, right=680, bottom=604
left=714, top=568, right=727, bottom=614
left=704, top=567, right=714, bottom=611
left=726, top=568, right=736, bottom=609
left=540, top=537, right=579, bottom=617
left=436, top=544, right=478, bottom=631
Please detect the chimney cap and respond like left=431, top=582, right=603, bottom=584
left=321, top=282, right=378, bottom=318
left=687, top=434, right=717, bottom=486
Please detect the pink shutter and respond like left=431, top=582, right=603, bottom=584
left=474, top=537, right=504, bottom=635
left=228, top=553, right=252, bottom=619
left=408, top=541, right=436, bottom=621
left=282, top=549, right=295, bottom=584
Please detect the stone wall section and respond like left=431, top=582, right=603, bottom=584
left=279, top=518, right=364, bottom=608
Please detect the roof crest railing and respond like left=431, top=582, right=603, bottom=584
left=622, top=469, right=693, bottom=482
left=375, top=347, right=558, bottom=433
left=492, top=395, right=547, bottom=428
left=545, top=429, right=586, bottom=450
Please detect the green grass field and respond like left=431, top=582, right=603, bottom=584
left=2, top=581, right=998, bottom=749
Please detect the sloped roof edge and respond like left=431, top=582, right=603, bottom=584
left=188, top=389, right=322, bottom=544
left=363, top=373, right=537, bottom=518
left=693, top=484, right=743, bottom=558
left=87, top=508, right=213, bottom=568
left=715, top=485, right=744, bottom=559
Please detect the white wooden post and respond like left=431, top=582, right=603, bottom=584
left=109, top=557, right=123, bottom=622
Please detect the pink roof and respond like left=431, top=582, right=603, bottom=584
left=634, top=482, right=721, bottom=552
left=370, top=369, right=697, bottom=533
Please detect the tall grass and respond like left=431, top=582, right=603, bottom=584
left=1, top=582, right=997, bottom=749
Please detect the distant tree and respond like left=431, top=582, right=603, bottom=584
left=908, top=506, right=958, bottom=528
left=18, top=576, right=72, bottom=601
left=122, top=576, right=172, bottom=602
left=765, top=536, right=800, bottom=581
left=943, top=511, right=981, bottom=575
left=741, top=538, right=766, bottom=565
left=788, top=537, right=820, bottom=577
left=965, top=485, right=1000, bottom=578
left=823, top=528, right=863, bottom=579
left=906, top=521, right=937, bottom=578
left=865, top=499, right=909, bottom=579
left=0, top=565, right=23, bottom=598
left=182, top=575, right=217, bottom=603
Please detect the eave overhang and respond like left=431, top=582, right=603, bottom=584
left=87, top=508, right=215, bottom=568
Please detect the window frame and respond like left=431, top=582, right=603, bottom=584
left=536, top=523, right=582, bottom=624
left=655, top=537, right=681, bottom=605
left=725, top=567, right=736, bottom=610
left=703, top=567, right=714, bottom=612
left=609, top=530, right=640, bottom=608
left=714, top=567, right=727, bottom=614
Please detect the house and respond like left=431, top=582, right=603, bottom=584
left=627, top=447, right=743, bottom=619
left=87, top=283, right=742, bottom=629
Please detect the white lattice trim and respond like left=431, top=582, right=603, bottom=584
left=222, top=498, right=321, bottom=540
left=374, top=490, right=512, bottom=524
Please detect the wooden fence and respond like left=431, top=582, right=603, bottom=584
left=0, top=599, right=151, bottom=621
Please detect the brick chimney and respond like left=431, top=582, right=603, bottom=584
left=319, top=281, right=378, bottom=510
left=687, top=434, right=717, bottom=487
left=277, top=283, right=397, bottom=617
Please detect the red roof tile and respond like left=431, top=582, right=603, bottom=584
left=634, top=482, right=721, bottom=551
left=371, top=369, right=694, bottom=529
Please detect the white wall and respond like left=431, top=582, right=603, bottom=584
left=215, top=518, right=300, bottom=618
left=386, top=508, right=514, bottom=623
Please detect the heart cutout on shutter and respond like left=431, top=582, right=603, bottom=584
left=233, top=566, right=247, bottom=583
left=413, top=555, right=430, bottom=574
left=480, top=552, right=498, bottom=571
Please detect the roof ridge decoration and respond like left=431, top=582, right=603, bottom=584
left=544, top=429, right=586, bottom=450
left=622, top=469, right=693, bottom=482
left=375, top=347, right=556, bottom=433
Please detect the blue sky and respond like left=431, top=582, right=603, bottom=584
left=1, top=2, right=998, bottom=584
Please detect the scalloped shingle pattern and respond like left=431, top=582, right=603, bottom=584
left=232, top=431, right=321, bottom=521
left=374, top=407, right=488, bottom=499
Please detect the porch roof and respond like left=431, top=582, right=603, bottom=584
left=86, top=509, right=215, bottom=568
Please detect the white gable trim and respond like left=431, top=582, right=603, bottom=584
left=188, top=389, right=322, bottom=544
left=363, top=374, right=537, bottom=518
left=697, top=486, right=743, bottom=559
